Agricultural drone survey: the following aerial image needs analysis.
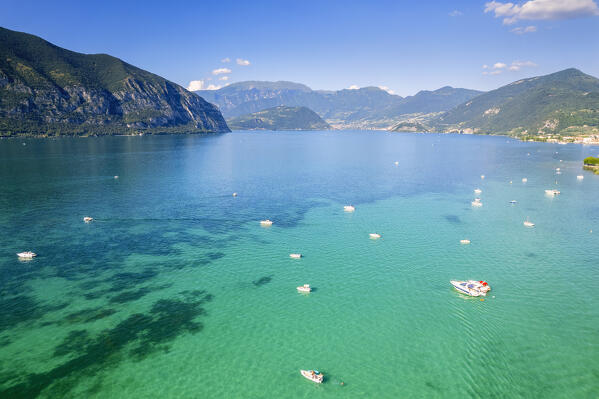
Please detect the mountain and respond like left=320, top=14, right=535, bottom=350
left=227, top=106, right=331, bottom=130
left=0, top=27, right=229, bottom=136
left=435, top=68, right=599, bottom=137
left=195, top=81, right=482, bottom=129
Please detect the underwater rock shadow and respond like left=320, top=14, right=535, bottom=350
left=0, top=291, right=214, bottom=399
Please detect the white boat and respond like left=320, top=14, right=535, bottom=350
left=480, top=175, right=485, bottom=179
left=509, top=200, right=517, bottom=204
left=232, top=192, right=238, bottom=197
left=260, top=219, right=273, bottom=226
left=343, top=205, right=355, bottom=212
left=460, top=239, right=471, bottom=245
left=114, top=175, right=119, bottom=179
left=17, top=251, right=36, bottom=259
left=300, top=370, right=323, bottom=383
left=297, top=284, right=311, bottom=293
left=577, top=175, right=584, bottom=180
left=556, top=168, right=561, bottom=171
left=289, top=253, right=302, bottom=259
left=471, top=199, right=482, bottom=207
left=450, top=280, right=491, bottom=297
left=83, top=216, right=93, bottom=223
left=545, top=189, right=560, bottom=196
left=523, top=219, right=535, bottom=227
left=394, top=161, right=399, bottom=165
left=474, top=188, right=482, bottom=194
left=369, top=233, right=381, bottom=239
left=522, top=178, right=528, bottom=183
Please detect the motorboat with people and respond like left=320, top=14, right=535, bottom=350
left=83, top=216, right=93, bottom=223
left=369, top=233, right=381, bottom=239
left=450, top=280, right=491, bottom=297
left=343, top=205, right=355, bottom=212
left=260, top=219, right=273, bottom=226
left=545, top=189, right=560, bottom=196
left=17, top=251, right=36, bottom=259
left=289, top=253, right=302, bottom=259
left=300, top=369, right=323, bottom=383
left=297, top=284, right=311, bottom=293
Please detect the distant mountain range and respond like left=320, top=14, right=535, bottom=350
left=0, top=27, right=229, bottom=136
left=434, top=68, right=599, bottom=137
left=195, top=82, right=483, bottom=129
left=227, top=106, right=330, bottom=130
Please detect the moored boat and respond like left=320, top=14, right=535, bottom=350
left=450, top=280, right=490, bottom=297
left=545, top=189, right=560, bottom=196
left=577, top=175, right=584, bottom=180
left=522, top=178, right=527, bottom=183
left=471, top=198, right=482, bottom=207
left=369, top=233, right=381, bottom=239
left=17, top=251, right=36, bottom=259
left=289, top=253, right=302, bottom=259
left=523, top=219, right=535, bottom=227
left=460, top=239, right=471, bottom=244
left=260, top=219, right=273, bottom=226
left=297, top=284, right=311, bottom=293
left=300, top=369, right=323, bottom=383
left=474, top=188, right=482, bottom=194
left=83, top=216, right=93, bottom=223
left=343, top=205, right=355, bottom=212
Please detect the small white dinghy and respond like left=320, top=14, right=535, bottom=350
left=300, top=370, right=323, bottom=383
left=343, top=205, right=355, bottom=212
left=471, top=198, right=482, bottom=207
left=577, top=175, right=584, bottom=180
left=232, top=192, right=238, bottom=197
left=523, top=219, right=535, bottom=227
left=394, top=161, right=399, bottom=166
left=474, top=188, right=482, bottom=194
left=460, top=239, right=471, bottom=245
left=17, top=251, right=36, bottom=259
left=522, top=178, right=528, bottom=183
left=260, top=219, right=273, bottom=226
left=545, top=189, right=560, bottom=196
left=369, top=233, right=381, bottom=239
left=289, top=253, right=302, bottom=259
left=450, top=280, right=490, bottom=297
left=480, top=175, right=485, bottom=179
left=83, top=216, right=93, bottom=223
left=297, top=284, right=311, bottom=293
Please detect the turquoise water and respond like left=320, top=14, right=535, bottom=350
left=0, top=131, right=598, bottom=398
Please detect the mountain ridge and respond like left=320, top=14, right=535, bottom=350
left=0, top=27, right=230, bottom=136
left=227, top=105, right=331, bottom=130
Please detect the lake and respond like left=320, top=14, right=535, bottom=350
left=1, top=131, right=598, bottom=398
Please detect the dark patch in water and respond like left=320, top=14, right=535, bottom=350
left=444, top=215, right=461, bottom=224
left=425, top=380, right=442, bottom=392
left=105, top=268, right=158, bottom=292
left=0, top=295, right=68, bottom=332
left=64, top=307, right=117, bottom=324
left=253, top=276, right=272, bottom=286
left=108, top=287, right=152, bottom=304
left=0, top=292, right=213, bottom=398
left=526, top=252, right=537, bottom=258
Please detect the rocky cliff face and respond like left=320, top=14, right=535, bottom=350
left=0, top=27, right=229, bottom=136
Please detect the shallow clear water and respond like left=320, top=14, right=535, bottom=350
left=0, top=131, right=598, bottom=398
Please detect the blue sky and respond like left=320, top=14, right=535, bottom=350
left=1, top=0, right=598, bottom=96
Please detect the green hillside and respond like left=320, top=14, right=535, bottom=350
left=0, top=27, right=229, bottom=136
left=227, top=106, right=331, bottom=130
left=435, top=69, right=599, bottom=137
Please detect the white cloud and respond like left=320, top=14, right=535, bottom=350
left=219, top=76, right=229, bottom=81
left=482, top=60, right=537, bottom=75
left=378, top=86, right=396, bottom=94
left=449, top=10, right=463, bottom=16
left=186, top=80, right=223, bottom=91
left=346, top=85, right=360, bottom=90
left=485, top=0, right=599, bottom=25
left=212, top=68, right=232, bottom=75
left=511, top=25, right=537, bottom=34
left=221, top=57, right=230, bottom=63
left=187, top=80, right=206, bottom=91
left=236, top=58, right=251, bottom=66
